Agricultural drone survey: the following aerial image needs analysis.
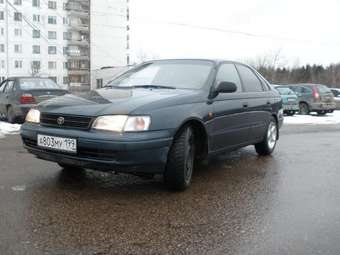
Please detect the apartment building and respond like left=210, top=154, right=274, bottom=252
left=0, top=0, right=128, bottom=90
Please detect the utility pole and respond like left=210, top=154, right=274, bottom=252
left=5, top=0, right=9, bottom=78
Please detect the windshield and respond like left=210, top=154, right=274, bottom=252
left=317, top=85, right=332, bottom=93
left=106, top=61, right=213, bottom=89
left=19, top=78, right=61, bottom=90
left=276, top=87, right=295, bottom=95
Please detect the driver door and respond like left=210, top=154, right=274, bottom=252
left=210, top=63, right=250, bottom=152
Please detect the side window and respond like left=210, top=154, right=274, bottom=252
left=215, top=64, right=242, bottom=92
left=0, top=80, right=7, bottom=93
left=4, top=81, right=14, bottom=93
left=236, top=65, right=264, bottom=92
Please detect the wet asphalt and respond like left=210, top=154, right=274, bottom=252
left=1, top=125, right=340, bottom=255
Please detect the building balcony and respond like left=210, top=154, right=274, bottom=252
left=68, top=69, right=90, bottom=75
left=68, top=39, right=89, bottom=46
left=69, top=24, right=89, bottom=32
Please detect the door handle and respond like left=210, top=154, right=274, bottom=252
left=266, top=101, right=271, bottom=105
left=243, top=103, right=248, bottom=108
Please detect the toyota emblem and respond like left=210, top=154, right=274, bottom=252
left=57, top=117, right=65, bottom=125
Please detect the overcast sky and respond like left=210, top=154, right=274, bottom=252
left=129, top=0, right=340, bottom=67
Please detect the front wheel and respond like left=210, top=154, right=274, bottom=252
left=255, top=118, right=278, bottom=156
left=164, top=126, right=195, bottom=191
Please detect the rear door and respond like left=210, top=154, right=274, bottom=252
left=0, top=80, right=8, bottom=117
left=235, top=64, right=272, bottom=142
left=316, top=85, right=334, bottom=104
left=210, top=63, right=250, bottom=152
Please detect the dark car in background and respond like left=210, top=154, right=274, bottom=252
left=0, top=77, right=68, bottom=123
left=283, top=84, right=335, bottom=115
left=330, top=88, right=340, bottom=110
left=273, top=85, right=299, bottom=116
left=21, top=59, right=283, bottom=190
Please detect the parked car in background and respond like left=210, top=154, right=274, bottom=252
left=21, top=59, right=283, bottom=190
left=0, top=77, right=68, bottom=123
left=273, top=85, right=299, bottom=116
left=283, top=84, right=335, bottom=115
left=330, top=88, right=340, bottom=110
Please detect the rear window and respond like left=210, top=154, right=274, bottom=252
left=276, top=87, right=295, bottom=95
left=316, top=85, right=331, bottom=93
left=19, top=78, right=61, bottom=90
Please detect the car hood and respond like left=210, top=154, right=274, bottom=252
left=38, top=87, right=200, bottom=116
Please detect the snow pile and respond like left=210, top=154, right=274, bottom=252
left=284, top=111, right=340, bottom=125
left=0, top=121, right=21, bottom=138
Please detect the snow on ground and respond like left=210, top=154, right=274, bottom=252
left=0, top=122, right=21, bottom=139
left=284, top=110, right=340, bottom=125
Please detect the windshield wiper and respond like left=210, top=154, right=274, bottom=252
left=132, top=85, right=176, bottom=89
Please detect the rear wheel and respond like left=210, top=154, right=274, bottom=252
left=317, top=111, right=327, bottom=116
left=164, top=126, right=195, bottom=191
left=299, top=103, right=310, bottom=115
left=255, top=117, right=278, bottom=156
left=6, top=106, right=16, bottom=124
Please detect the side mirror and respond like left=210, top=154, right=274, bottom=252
left=216, top=81, right=237, bottom=94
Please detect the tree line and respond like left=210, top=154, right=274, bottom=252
left=254, top=63, right=340, bottom=88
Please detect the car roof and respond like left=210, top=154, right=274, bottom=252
left=8, top=76, right=51, bottom=80
left=143, top=58, right=251, bottom=66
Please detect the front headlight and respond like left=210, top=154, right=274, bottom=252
left=92, top=115, right=151, bottom=132
left=25, top=109, right=40, bottom=123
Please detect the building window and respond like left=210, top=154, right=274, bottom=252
left=33, top=14, right=40, bottom=22
left=0, top=11, right=4, bottom=20
left=14, top=0, right=22, bottom=5
left=63, top=17, right=69, bottom=25
left=48, top=61, right=57, bottom=69
left=48, top=31, right=57, bottom=39
left=48, top=1, right=56, bottom=9
left=32, top=29, right=40, bottom=38
left=31, top=61, right=41, bottom=70
left=63, top=32, right=70, bottom=40
left=14, top=60, right=23, bottom=69
left=49, top=76, right=57, bottom=83
left=63, top=76, right=69, bottom=84
left=1, top=60, right=5, bottom=69
left=32, top=45, right=40, bottom=54
left=0, top=44, right=4, bottom=52
left=48, top=46, right=57, bottom=54
left=48, top=16, right=57, bottom=24
left=14, top=44, right=22, bottom=53
left=14, top=12, right=22, bottom=21
left=63, top=62, right=68, bottom=69
left=14, top=28, right=22, bottom=36
left=63, top=47, right=68, bottom=55
left=32, top=0, right=40, bottom=7
left=96, top=79, right=103, bottom=89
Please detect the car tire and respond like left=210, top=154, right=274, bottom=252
left=164, top=126, right=195, bottom=191
left=317, top=111, right=326, bottom=116
left=58, top=163, right=84, bottom=172
left=255, top=117, right=278, bottom=156
left=299, top=103, right=310, bottom=115
left=6, top=105, right=16, bottom=124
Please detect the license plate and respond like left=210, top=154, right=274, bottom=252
left=37, top=134, right=77, bottom=153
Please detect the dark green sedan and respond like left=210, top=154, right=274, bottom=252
left=21, top=59, right=283, bottom=190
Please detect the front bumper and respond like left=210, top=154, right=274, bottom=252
left=21, top=123, right=173, bottom=173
